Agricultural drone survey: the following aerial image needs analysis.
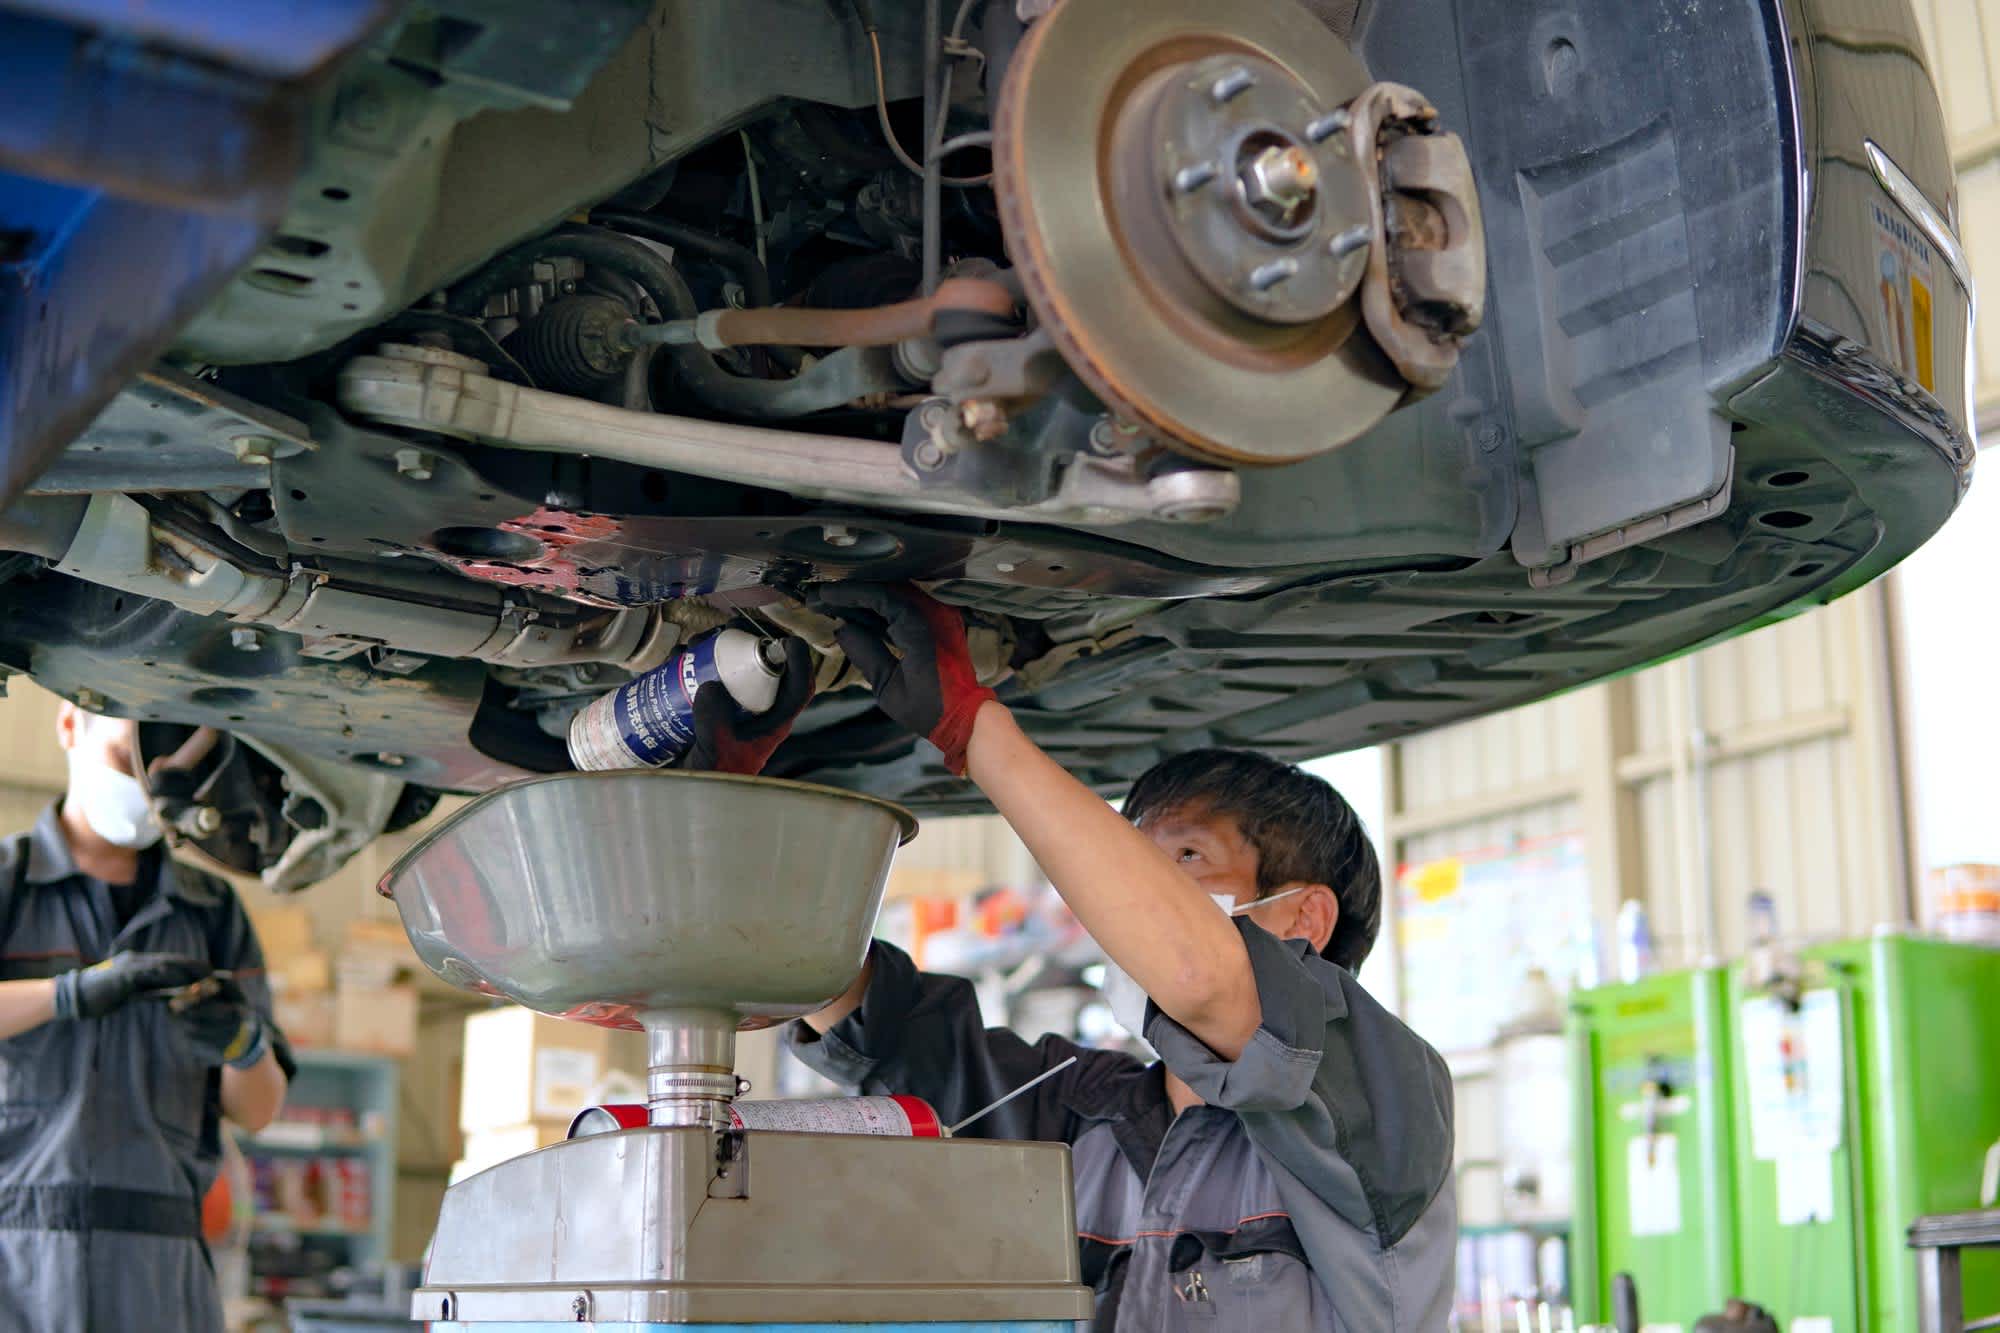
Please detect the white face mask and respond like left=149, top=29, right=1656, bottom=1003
left=1101, top=886, right=1311, bottom=1042
left=67, top=751, right=163, bottom=850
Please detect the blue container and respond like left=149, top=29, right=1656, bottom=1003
left=568, top=630, right=782, bottom=770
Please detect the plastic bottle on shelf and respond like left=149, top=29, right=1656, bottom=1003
left=1615, top=899, right=1656, bottom=983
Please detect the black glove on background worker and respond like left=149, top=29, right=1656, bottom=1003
left=172, top=973, right=272, bottom=1069
left=51, top=951, right=209, bottom=1021
left=810, top=583, right=997, bottom=774
left=682, top=635, right=815, bottom=776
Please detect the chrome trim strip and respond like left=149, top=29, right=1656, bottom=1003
left=1865, top=138, right=1976, bottom=317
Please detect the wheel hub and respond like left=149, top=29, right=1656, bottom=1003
left=1142, top=54, right=1373, bottom=325
left=994, top=0, right=1410, bottom=466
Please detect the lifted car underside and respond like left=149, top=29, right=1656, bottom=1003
left=0, top=0, right=1973, bottom=887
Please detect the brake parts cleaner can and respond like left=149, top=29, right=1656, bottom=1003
left=568, top=1096, right=945, bottom=1139
left=567, top=629, right=785, bottom=771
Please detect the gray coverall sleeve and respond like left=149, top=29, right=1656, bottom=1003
left=1143, top=917, right=1454, bottom=1248
left=782, top=939, right=1147, bottom=1145
left=206, top=886, right=297, bottom=1082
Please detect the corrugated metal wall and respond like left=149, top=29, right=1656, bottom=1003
left=1387, top=594, right=1907, bottom=1230
left=1383, top=587, right=1906, bottom=1026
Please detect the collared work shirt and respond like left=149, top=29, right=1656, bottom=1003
left=785, top=917, right=1457, bottom=1331
left=0, top=804, right=292, bottom=1333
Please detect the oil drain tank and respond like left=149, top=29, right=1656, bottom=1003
left=380, top=769, right=1093, bottom=1329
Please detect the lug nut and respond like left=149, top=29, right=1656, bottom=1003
left=1330, top=224, right=1372, bottom=259
left=1209, top=67, right=1256, bottom=104
left=1173, top=161, right=1220, bottom=193
left=1249, top=258, right=1301, bottom=291
left=230, top=628, right=264, bottom=653
left=1306, top=109, right=1352, bottom=143
left=1242, top=145, right=1319, bottom=214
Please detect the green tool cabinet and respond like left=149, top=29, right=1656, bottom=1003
left=1571, top=967, right=1740, bottom=1326
left=1573, top=935, right=2000, bottom=1330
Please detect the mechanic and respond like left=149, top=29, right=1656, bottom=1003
left=0, top=705, right=292, bottom=1333
left=763, top=584, right=1456, bottom=1331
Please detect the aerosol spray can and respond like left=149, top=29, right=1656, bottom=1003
left=568, top=1097, right=945, bottom=1139
left=567, top=629, right=788, bottom=771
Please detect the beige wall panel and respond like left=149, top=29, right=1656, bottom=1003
left=894, top=813, right=1037, bottom=891
left=1396, top=799, right=1581, bottom=872
left=1959, top=154, right=2000, bottom=391
left=1397, top=694, right=1579, bottom=814
left=1633, top=777, right=1685, bottom=957
left=1928, top=0, right=1998, bottom=139
left=0, top=787, right=51, bottom=842
left=1634, top=731, right=1891, bottom=964
left=0, top=681, right=73, bottom=794
left=1632, top=669, right=1671, bottom=756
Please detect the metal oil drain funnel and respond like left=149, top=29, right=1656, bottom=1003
left=378, top=770, right=915, bottom=1127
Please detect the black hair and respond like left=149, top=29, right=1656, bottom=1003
left=1123, top=748, right=1382, bottom=974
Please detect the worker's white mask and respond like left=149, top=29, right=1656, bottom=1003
left=1100, top=886, right=1310, bottom=1042
left=67, top=752, right=163, bottom=850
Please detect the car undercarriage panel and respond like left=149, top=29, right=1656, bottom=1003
left=0, top=0, right=1972, bottom=882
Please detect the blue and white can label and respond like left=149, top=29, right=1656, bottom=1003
left=567, top=635, right=726, bottom=770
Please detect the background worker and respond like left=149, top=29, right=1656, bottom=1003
left=787, top=584, right=1456, bottom=1331
left=0, top=706, right=292, bottom=1333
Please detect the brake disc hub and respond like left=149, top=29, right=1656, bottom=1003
left=994, top=0, right=1484, bottom=467
left=1139, top=54, right=1373, bottom=325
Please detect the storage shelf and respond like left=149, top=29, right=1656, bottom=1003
left=245, top=1127, right=381, bottom=1153
left=252, top=1216, right=372, bottom=1240
left=246, top=1049, right=398, bottom=1292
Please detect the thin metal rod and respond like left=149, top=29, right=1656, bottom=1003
left=921, top=0, right=943, bottom=295
left=946, top=1055, right=1078, bottom=1135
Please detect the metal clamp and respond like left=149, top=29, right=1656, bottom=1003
left=709, top=1127, right=751, bottom=1200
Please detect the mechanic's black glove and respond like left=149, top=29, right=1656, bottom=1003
left=172, top=975, right=270, bottom=1069
left=681, top=636, right=815, bottom=776
left=807, top=583, right=998, bottom=775
left=52, top=952, right=211, bottom=1021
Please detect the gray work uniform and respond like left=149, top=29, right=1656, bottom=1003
left=786, top=917, right=1457, bottom=1332
left=0, top=803, right=293, bottom=1333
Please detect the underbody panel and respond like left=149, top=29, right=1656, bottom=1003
left=0, top=0, right=1971, bottom=880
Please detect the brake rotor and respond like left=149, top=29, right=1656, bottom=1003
left=994, top=0, right=1407, bottom=466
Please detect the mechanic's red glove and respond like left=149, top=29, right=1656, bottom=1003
left=809, top=583, right=997, bottom=775
left=681, top=636, right=815, bottom=776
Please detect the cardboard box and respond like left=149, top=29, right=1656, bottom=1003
left=333, top=984, right=419, bottom=1057
left=334, top=954, right=400, bottom=991
left=338, top=917, right=417, bottom=989
left=249, top=903, right=314, bottom=960
left=457, top=1119, right=572, bottom=1177
left=458, top=1007, right=647, bottom=1135
left=273, top=991, right=335, bottom=1048
left=344, top=917, right=414, bottom=959
left=270, top=949, right=332, bottom=996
